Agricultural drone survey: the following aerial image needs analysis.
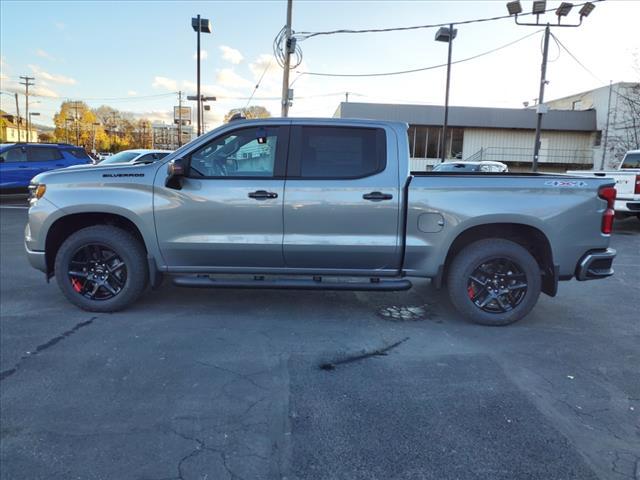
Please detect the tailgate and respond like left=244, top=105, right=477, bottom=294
left=566, top=170, right=636, bottom=196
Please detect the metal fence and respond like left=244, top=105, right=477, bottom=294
left=465, top=146, right=593, bottom=164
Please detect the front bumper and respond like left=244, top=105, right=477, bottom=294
left=575, top=248, right=616, bottom=281
left=25, top=244, right=47, bottom=273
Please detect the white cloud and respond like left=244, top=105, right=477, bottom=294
left=36, top=49, right=56, bottom=61
left=219, top=45, right=244, bottom=65
left=193, top=49, right=208, bottom=61
left=216, top=69, right=253, bottom=89
left=152, top=76, right=178, bottom=91
left=54, top=22, right=65, bottom=30
left=127, top=90, right=138, bottom=96
left=28, top=64, right=76, bottom=85
left=31, top=85, right=59, bottom=98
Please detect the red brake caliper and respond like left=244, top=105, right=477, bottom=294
left=71, top=277, right=82, bottom=292
left=467, top=284, right=475, bottom=299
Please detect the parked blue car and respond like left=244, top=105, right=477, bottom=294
left=0, top=143, right=93, bottom=191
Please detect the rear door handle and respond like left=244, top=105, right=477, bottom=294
left=363, top=191, right=393, bottom=201
left=248, top=190, right=278, bottom=200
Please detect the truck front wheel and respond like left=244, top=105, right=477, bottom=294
left=54, top=225, right=148, bottom=312
left=447, top=239, right=541, bottom=326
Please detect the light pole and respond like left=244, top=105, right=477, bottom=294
left=187, top=94, right=215, bottom=134
left=435, top=25, right=457, bottom=163
left=507, top=0, right=596, bottom=172
left=192, top=15, right=212, bottom=136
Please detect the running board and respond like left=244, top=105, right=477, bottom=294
left=172, top=276, right=412, bottom=291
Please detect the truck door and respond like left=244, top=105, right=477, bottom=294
left=0, top=146, right=28, bottom=189
left=154, top=125, right=288, bottom=270
left=26, top=146, right=66, bottom=179
left=283, top=125, right=401, bottom=272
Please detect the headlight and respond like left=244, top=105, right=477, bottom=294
left=28, top=183, right=46, bottom=201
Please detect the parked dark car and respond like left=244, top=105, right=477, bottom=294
left=0, top=143, right=93, bottom=191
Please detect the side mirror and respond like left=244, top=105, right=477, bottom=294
left=165, top=158, right=186, bottom=190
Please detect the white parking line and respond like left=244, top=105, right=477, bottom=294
left=0, top=206, right=29, bottom=209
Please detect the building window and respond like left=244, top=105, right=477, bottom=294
left=594, top=131, right=602, bottom=147
left=449, top=128, right=464, bottom=159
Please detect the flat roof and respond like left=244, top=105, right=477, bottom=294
left=334, top=102, right=597, bottom=132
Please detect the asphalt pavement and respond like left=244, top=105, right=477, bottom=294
left=1, top=203, right=639, bottom=480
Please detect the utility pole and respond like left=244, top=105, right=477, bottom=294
left=19, top=76, right=35, bottom=141
left=600, top=80, right=613, bottom=171
left=345, top=92, right=349, bottom=103
left=508, top=2, right=597, bottom=172
left=14, top=93, right=21, bottom=141
left=178, top=91, right=183, bottom=147
left=531, top=24, right=550, bottom=173
left=196, top=14, right=202, bottom=135
left=280, top=0, right=293, bottom=117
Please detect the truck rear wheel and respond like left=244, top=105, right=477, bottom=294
left=447, top=239, right=541, bottom=326
left=54, top=225, right=148, bottom=312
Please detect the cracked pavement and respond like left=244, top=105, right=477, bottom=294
left=1, top=207, right=639, bottom=479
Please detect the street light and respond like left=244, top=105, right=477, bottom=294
left=555, top=2, right=573, bottom=19
left=187, top=95, right=216, bottom=134
left=192, top=15, right=212, bottom=136
left=507, top=1, right=596, bottom=171
left=435, top=24, right=457, bottom=163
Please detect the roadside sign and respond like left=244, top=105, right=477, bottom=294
left=174, top=106, right=191, bottom=125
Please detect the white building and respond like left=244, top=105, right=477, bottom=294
left=334, top=102, right=598, bottom=172
left=546, top=82, right=640, bottom=169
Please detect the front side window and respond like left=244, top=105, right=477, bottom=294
left=0, top=148, right=27, bottom=163
left=189, top=127, right=278, bottom=178
left=299, top=126, right=385, bottom=178
left=27, top=147, right=63, bottom=162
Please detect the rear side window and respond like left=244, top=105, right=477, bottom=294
left=621, top=153, right=640, bottom=169
left=0, top=148, right=27, bottom=163
left=67, top=148, right=91, bottom=160
left=298, top=127, right=386, bottom=179
left=27, top=147, right=63, bottom=162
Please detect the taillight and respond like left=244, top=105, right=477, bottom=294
left=635, top=174, right=640, bottom=195
left=598, top=186, right=616, bottom=234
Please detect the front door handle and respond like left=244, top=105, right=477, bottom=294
left=248, top=190, right=278, bottom=200
left=363, top=191, right=393, bottom=201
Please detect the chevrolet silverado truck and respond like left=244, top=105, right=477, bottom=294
left=25, top=118, right=617, bottom=325
left=568, top=149, right=640, bottom=221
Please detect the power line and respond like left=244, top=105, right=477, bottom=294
left=244, top=58, right=273, bottom=110
left=551, top=32, right=639, bottom=106
left=296, top=29, right=542, bottom=78
left=294, top=0, right=604, bottom=39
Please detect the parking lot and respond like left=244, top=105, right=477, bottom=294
left=1, top=199, right=639, bottom=480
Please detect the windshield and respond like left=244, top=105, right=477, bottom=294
left=621, top=153, right=640, bottom=169
left=432, top=163, right=479, bottom=172
left=99, top=151, right=141, bottom=165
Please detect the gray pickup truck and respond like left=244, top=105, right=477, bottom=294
left=25, top=118, right=617, bottom=325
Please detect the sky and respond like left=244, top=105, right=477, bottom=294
left=1, top=0, right=639, bottom=130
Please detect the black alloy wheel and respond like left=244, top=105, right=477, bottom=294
left=67, top=243, right=128, bottom=300
left=467, top=258, right=528, bottom=314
